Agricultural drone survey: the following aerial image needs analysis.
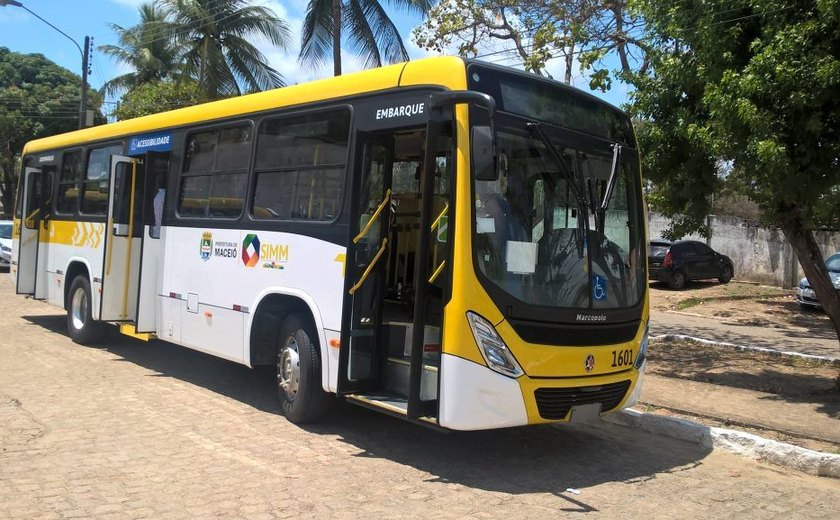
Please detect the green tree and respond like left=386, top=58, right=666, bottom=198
left=629, top=0, right=840, bottom=343
left=300, top=0, right=432, bottom=77
left=0, top=48, right=103, bottom=216
left=413, top=1, right=647, bottom=88
left=98, top=2, right=180, bottom=96
left=159, top=0, right=291, bottom=98
left=112, top=79, right=208, bottom=120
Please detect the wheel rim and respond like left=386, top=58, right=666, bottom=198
left=277, top=336, right=301, bottom=401
left=71, top=287, right=87, bottom=330
left=675, top=272, right=685, bottom=287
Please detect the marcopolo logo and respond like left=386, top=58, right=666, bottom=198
left=242, top=233, right=261, bottom=267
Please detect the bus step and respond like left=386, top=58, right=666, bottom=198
left=119, top=324, right=156, bottom=342
left=346, top=392, right=408, bottom=415
left=346, top=393, right=439, bottom=427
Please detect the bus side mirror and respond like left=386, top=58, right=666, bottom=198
left=472, top=126, right=498, bottom=181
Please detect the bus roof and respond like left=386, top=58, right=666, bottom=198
left=23, top=56, right=470, bottom=156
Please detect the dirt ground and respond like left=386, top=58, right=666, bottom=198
left=649, top=280, right=834, bottom=332
left=647, top=338, right=839, bottom=401
left=646, top=337, right=840, bottom=452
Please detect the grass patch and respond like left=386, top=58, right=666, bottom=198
left=674, top=291, right=792, bottom=312
left=676, top=297, right=703, bottom=310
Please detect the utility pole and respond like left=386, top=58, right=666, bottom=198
left=79, top=36, right=91, bottom=129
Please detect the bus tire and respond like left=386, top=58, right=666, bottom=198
left=276, top=314, right=328, bottom=424
left=66, top=276, right=105, bottom=345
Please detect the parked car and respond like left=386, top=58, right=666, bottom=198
left=0, top=220, right=12, bottom=270
left=796, top=253, right=840, bottom=309
left=648, top=239, right=734, bottom=290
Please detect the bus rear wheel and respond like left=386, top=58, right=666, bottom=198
left=66, top=276, right=105, bottom=345
left=276, top=314, right=329, bottom=424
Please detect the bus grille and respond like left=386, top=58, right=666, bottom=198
left=534, top=380, right=631, bottom=420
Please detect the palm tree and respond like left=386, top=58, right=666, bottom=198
left=159, top=0, right=292, bottom=98
left=99, top=2, right=180, bottom=96
left=300, top=0, right=432, bottom=76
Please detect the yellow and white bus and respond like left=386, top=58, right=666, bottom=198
left=11, top=57, right=648, bottom=430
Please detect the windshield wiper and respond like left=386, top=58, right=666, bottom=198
left=525, top=122, right=587, bottom=211
left=601, top=143, right=622, bottom=211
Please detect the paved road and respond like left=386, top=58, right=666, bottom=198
left=650, top=309, right=839, bottom=359
left=1, top=276, right=839, bottom=518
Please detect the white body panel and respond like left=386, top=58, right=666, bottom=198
left=438, top=353, right=528, bottom=430
left=136, top=226, right=161, bottom=332
left=159, top=226, right=346, bottom=386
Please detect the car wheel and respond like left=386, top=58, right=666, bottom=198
left=669, top=270, right=687, bottom=290
left=66, top=276, right=105, bottom=345
left=276, top=314, right=329, bottom=424
left=718, top=265, right=733, bottom=284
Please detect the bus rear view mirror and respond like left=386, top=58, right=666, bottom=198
left=472, top=126, right=498, bottom=181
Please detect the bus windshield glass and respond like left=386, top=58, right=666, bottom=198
left=473, top=120, right=645, bottom=310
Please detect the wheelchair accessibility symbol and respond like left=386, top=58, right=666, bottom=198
left=592, top=274, right=607, bottom=301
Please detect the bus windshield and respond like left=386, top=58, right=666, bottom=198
left=473, top=119, right=645, bottom=310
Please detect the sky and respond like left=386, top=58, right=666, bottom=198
left=0, top=0, right=630, bottom=120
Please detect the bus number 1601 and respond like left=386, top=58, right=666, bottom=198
left=611, top=349, right=634, bottom=368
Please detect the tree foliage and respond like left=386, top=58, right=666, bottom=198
left=412, top=0, right=647, bottom=88
left=111, top=79, right=208, bottom=120
left=99, top=2, right=180, bottom=96
left=300, top=0, right=432, bottom=76
left=0, top=48, right=103, bottom=216
left=101, top=1, right=292, bottom=100
left=629, top=0, right=840, bottom=341
left=159, top=0, right=291, bottom=97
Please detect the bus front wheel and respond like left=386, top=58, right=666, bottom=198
left=66, top=276, right=105, bottom=345
left=276, top=314, right=328, bottom=424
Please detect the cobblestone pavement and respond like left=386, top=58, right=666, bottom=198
left=1, top=276, right=839, bottom=519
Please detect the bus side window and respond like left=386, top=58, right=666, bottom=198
left=56, top=150, right=83, bottom=215
left=251, top=108, right=350, bottom=222
left=178, top=123, right=252, bottom=219
left=81, top=144, right=122, bottom=216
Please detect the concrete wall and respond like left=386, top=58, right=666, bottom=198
left=648, top=213, right=840, bottom=288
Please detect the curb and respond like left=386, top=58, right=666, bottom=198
left=651, top=333, right=840, bottom=366
left=603, top=409, right=840, bottom=478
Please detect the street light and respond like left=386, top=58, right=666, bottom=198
left=0, top=0, right=91, bottom=129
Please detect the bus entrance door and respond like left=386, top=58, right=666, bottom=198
left=16, top=167, right=47, bottom=296
left=100, top=156, right=145, bottom=322
left=338, top=135, right=394, bottom=397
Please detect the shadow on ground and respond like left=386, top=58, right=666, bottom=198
left=24, top=314, right=712, bottom=506
left=649, top=340, right=840, bottom=420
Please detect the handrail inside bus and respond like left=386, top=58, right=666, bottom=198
left=349, top=237, right=388, bottom=295
left=428, top=260, right=446, bottom=284
left=430, top=203, right=448, bottom=232
left=352, top=189, right=391, bottom=244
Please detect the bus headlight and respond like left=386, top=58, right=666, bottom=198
left=466, top=312, right=524, bottom=378
left=634, top=323, right=649, bottom=370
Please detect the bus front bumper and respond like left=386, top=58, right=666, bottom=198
left=438, top=353, right=645, bottom=431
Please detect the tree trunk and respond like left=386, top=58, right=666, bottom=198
left=332, top=0, right=342, bottom=76
left=564, top=44, right=574, bottom=84
left=780, top=216, right=840, bottom=345
left=0, top=157, right=16, bottom=218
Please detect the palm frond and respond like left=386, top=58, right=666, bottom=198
left=299, top=0, right=335, bottom=68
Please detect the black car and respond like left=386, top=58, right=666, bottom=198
left=648, top=240, right=734, bottom=290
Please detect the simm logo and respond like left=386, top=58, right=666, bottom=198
left=242, top=234, right=289, bottom=268
left=242, top=234, right=261, bottom=267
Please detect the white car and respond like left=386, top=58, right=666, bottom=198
left=0, top=220, right=12, bottom=269
left=797, top=252, right=840, bottom=309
